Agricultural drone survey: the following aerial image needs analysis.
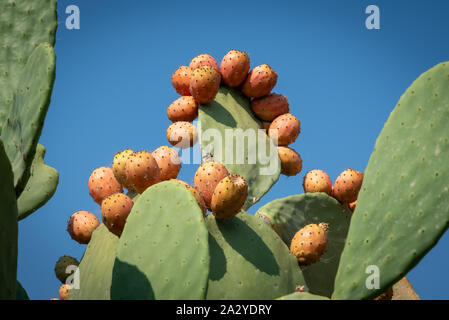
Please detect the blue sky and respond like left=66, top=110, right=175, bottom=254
left=17, top=0, right=449, bottom=299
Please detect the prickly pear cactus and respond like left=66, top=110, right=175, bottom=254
left=17, top=144, right=58, bottom=220
left=198, top=86, right=280, bottom=210
left=111, top=181, right=210, bottom=300
left=333, top=61, right=449, bottom=300
left=0, top=139, right=18, bottom=299
left=69, top=224, right=118, bottom=300
left=0, top=0, right=57, bottom=134
left=276, top=291, right=330, bottom=300
left=206, top=211, right=306, bottom=300
left=256, top=193, right=352, bottom=297
left=1, top=43, right=56, bottom=194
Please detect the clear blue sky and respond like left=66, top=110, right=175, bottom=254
left=17, top=0, right=449, bottom=299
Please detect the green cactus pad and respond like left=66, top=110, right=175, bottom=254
left=276, top=292, right=330, bottom=300
left=16, top=281, right=29, bottom=300
left=0, top=139, right=18, bottom=299
left=17, top=144, right=58, bottom=220
left=206, top=211, right=306, bottom=300
left=1, top=43, right=56, bottom=194
left=333, top=61, right=449, bottom=300
left=0, top=0, right=57, bottom=133
left=111, top=181, right=210, bottom=300
left=198, top=86, right=280, bottom=210
left=69, top=224, right=118, bottom=300
left=255, top=193, right=352, bottom=298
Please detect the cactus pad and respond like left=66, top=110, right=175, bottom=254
left=333, top=61, right=449, bottom=299
left=198, top=86, right=280, bottom=210
left=17, top=144, right=58, bottom=220
left=69, top=224, right=118, bottom=300
left=1, top=43, right=56, bottom=194
left=256, top=193, right=352, bottom=297
left=0, top=139, right=18, bottom=299
left=111, top=181, right=209, bottom=299
left=0, top=0, right=57, bottom=133
left=16, top=281, right=29, bottom=300
left=206, top=211, right=306, bottom=300
left=276, top=292, right=330, bottom=300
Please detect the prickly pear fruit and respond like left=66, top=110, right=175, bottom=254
left=189, top=53, right=220, bottom=73
left=172, top=66, right=191, bottom=96
left=152, top=146, right=181, bottom=181
left=261, top=121, right=271, bottom=133
left=268, top=113, right=300, bottom=146
left=242, top=64, right=277, bottom=98
left=88, top=167, right=123, bottom=205
left=302, top=169, right=333, bottom=195
left=332, top=168, right=364, bottom=204
left=113, top=149, right=134, bottom=190
left=278, top=146, right=302, bottom=176
left=348, top=200, right=357, bottom=212
left=125, top=151, right=161, bottom=193
left=101, top=193, right=134, bottom=237
left=211, top=174, right=248, bottom=219
left=166, top=121, right=198, bottom=148
left=220, top=49, right=250, bottom=87
left=67, top=211, right=100, bottom=244
left=54, top=256, right=79, bottom=283
left=59, top=284, right=70, bottom=300
left=290, top=223, right=329, bottom=266
left=193, top=162, right=229, bottom=210
left=251, top=93, right=289, bottom=121
left=167, top=96, right=198, bottom=122
left=189, top=66, right=221, bottom=104
left=171, top=179, right=207, bottom=216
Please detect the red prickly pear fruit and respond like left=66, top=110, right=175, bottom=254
left=171, top=179, right=207, bottom=216
left=332, top=168, right=364, bottom=204
left=166, top=121, right=198, bottom=149
left=290, top=223, right=329, bottom=266
left=88, top=167, right=123, bottom=205
left=251, top=93, right=289, bottom=121
left=193, top=162, right=229, bottom=210
left=211, top=174, right=248, bottom=220
left=101, top=193, right=134, bottom=237
left=220, top=49, right=250, bottom=87
left=152, top=146, right=181, bottom=181
left=167, top=96, right=198, bottom=122
left=171, top=66, right=191, bottom=96
left=268, top=113, right=300, bottom=146
left=67, top=211, right=100, bottom=244
left=302, top=169, right=333, bottom=195
left=54, top=256, right=79, bottom=283
left=189, top=66, right=221, bottom=104
left=278, top=146, right=302, bottom=176
left=113, top=149, right=134, bottom=191
left=348, top=200, right=357, bottom=212
left=59, top=284, right=70, bottom=300
left=124, top=151, right=161, bottom=194
left=189, top=53, right=220, bottom=73
left=242, top=64, right=277, bottom=98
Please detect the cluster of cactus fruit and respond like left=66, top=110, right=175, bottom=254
left=2, top=0, right=449, bottom=301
